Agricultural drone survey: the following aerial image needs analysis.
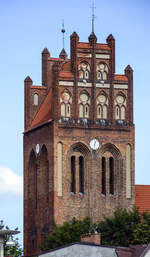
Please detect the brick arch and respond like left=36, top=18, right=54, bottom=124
left=69, top=141, right=91, bottom=157
left=39, top=144, right=50, bottom=244
left=78, top=60, right=91, bottom=71
left=99, top=143, right=122, bottom=159
left=28, top=149, right=37, bottom=200
left=27, top=149, right=37, bottom=254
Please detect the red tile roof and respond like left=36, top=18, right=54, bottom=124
left=49, top=57, right=64, bottom=62
left=135, top=185, right=150, bottom=213
left=96, top=44, right=111, bottom=50
left=77, top=42, right=110, bottom=50
left=59, top=72, right=74, bottom=78
left=31, top=86, right=47, bottom=90
left=114, top=75, right=128, bottom=82
left=29, top=88, right=53, bottom=130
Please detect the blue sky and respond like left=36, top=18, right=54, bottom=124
left=0, top=0, right=150, bottom=247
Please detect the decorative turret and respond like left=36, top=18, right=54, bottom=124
left=70, top=31, right=79, bottom=73
left=42, top=48, right=50, bottom=87
left=59, top=48, right=67, bottom=60
left=106, top=34, right=115, bottom=75
left=59, top=21, right=68, bottom=60
left=88, top=32, right=97, bottom=46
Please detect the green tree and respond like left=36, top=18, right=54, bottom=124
left=41, top=217, right=95, bottom=251
left=97, top=207, right=141, bottom=247
left=4, top=236, right=23, bottom=257
left=132, top=212, right=150, bottom=244
left=41, top=208, right=150, bottom=251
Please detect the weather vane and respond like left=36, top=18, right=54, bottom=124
left=61, top=19, right=65, bottom=49
left=91, top=1, right=96, bottom=33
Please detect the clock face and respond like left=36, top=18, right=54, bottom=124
left=90, top=139, right=100, bottom=150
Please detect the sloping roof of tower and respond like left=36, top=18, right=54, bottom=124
left=59, top=60, right=74, bottom=78
left=135, top=185, right=150, bottom=213
left=114, top=75, right=128, bottom=82
left=28, top=87, right=53, bottom=131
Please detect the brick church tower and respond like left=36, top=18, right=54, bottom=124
left=24, top=31, right=135, bottom=256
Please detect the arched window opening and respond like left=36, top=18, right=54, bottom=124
left=34, top=93, right=38, bottom=106
left=109, top=157, right=114, bottom=195
left=97, top=63, right=108, bottom=81
left=28, top=150, right=37, bottom=208
left=101, top=157, right=106, bottom=195
left=103, top=71, right=107, bottom=80
left=97, top=71, right=102, bottom=80
left=97, top=105, right=102, bottom=119
left=78, top=62, right=90, bottom=80
left=61, top=103, right=65, bottom=116
left=79, top=70, right=84, bottom=79
left=79, top=156, right=84, bottom=193
left=116, top=106, right=120, bottom=119
left=71, top=156, right=76, bottom=193
left=79, top=104, right=84, bottom=118
left=121, top=106, right=125, bottom=120
left=66, top=104, right=71, bottom=117
left=103, top=105, right=107, bottom=119
left=85, top=71, right=89, bottom=79
left=85, top=105, right=89, bottom=118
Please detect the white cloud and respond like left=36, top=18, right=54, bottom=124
left=0, top=167, right=23, bottom=196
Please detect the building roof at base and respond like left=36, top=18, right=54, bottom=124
left=38, top=242, right=134, bottom=257
left=135, top=185, right=150, bottom=213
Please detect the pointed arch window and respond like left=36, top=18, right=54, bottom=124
left=79, top=156, right=84, bottom=193
left=85, top=104, right=89, bottom=118
left=97, top=105, right=102, bottom=118
left=97, top=93, right=108, bottom=119
left=121, top=106, right=125, bottom=120
left=79, top=92, right=90, bottom=119
left=71, top=156, right=76, bottom=193
left=97, top=63, right=108, bottom=81
left=101, top=157, right=106, bottom=195
left=115, top=94, right=126, bottom=121
left=60, top=91, right=72, bottom=118
left=116, top=106, right=120, bottom=119
left=109, top=157, right=114, bottom=195
left=103, top=105, right=107, bottom=119
left=34, top=93, right=38, bottom=106
left=78, top=62, right=90, bottom=80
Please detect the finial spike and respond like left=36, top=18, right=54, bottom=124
left=61, top=19, right=65, bottom=49
left=91, top=1, right=96, bottom=33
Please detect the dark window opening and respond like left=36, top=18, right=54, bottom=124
left=101, top=157, right=106, bottom=195
left=79, top=156, right=84, bottom=193
left=71, top=156, right=76, bottom=193
left=109, top=157, right=114, bottom=195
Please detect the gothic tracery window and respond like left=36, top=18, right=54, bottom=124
left=97, top=92, right=108, bottom=119
left=70, top=154, right=85, bottom=194
left=60, top=90, right=72, bottom=118
left=78, top=62, right=90, bottom=80
left=101, top=154, right=115, bottom=196
left=97, top=63, right=109, bottom=81
left=79, top=91, right=90, bottom=119
left=115, top=94, right=126, bottom=120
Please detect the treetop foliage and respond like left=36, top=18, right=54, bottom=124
left=41, top=207, right=150, bottom=251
